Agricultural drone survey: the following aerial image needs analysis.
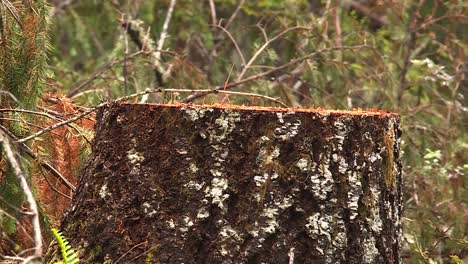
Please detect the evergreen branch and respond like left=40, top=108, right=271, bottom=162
left=0, top=124, right=76, bottom=192
left=1, top=0, right=23, bottom=29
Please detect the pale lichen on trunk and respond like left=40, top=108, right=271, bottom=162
left=44, top=103, right=402, bottom=264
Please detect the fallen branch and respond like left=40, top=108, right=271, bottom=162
left=0, top=130, right=42, bottom=258
left=16, top=87, right=288, bottom=144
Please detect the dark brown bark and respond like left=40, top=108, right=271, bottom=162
left=45, top=103, right=402, bottom=263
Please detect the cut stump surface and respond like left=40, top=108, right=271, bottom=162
left=45, top=103, right=402, bottom=264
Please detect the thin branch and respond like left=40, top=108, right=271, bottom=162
left=210, top=0, right=245, bottom=57
left=0, top=131, right=42, bottom=257
left=213, top=25, right=246, bottom=66
left=155, top=0, right=176, bottom=62
left=38, top=166, right=72, bottom=200
left=70, top=88, right=105, bottom=100
left=16, top=107, right=98, bottom=144
left=237, top=26, right=309, bottom=81
left=398, top=0, right=424, bottom=105
left=224, top=0, right=245, bottom=30
left=67, top=51, right=146, bottom=97
left=123, top=14, right=130, bottom=95
left=140, top=0, right=176, bottom=103
left=0, top=89, right=19, bottom=103
left=0, top=107, right=92, bottom=146
left=183, top=45, right=371, bottom=102
left=208, top=0, right=217, bottom=26
left=349, top=0, right=388, bottom=27
left=417, top=15, right=467, bottom=30
left=115, top=241, right=148, bottom=264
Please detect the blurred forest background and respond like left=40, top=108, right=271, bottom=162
left=0, top=0, right=466, bottom=263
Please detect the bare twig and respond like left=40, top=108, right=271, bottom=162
left=333, top=6, right=342, bottom=47
left=123, top=14, right=130, bottom=95
left=0, top=130, right=42, bottom=257
left=155, top=0, right=176, bottom=62
left=158, top=88, right=287, bottom=107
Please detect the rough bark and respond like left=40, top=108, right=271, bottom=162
left=45, top=103, right=402, bottom=263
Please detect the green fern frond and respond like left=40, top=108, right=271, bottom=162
left=51, top=228, right=79, bottom=264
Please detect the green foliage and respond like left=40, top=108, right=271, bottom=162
left=0, top=0, right=464, bottom=261
left=51, top=228, right=79, bottom=264
left=43, top=1, right=466, bottom=261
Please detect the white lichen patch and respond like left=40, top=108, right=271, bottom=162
left=189, top=163, right=199, bottom=173
left=99, top=183, right=110, bottom=198
left=305, top=213, right=332, bottom=241
left=211, top=110, right=241, bottom=141
left=197, top=207, right=210, bottom=219
left=219, top=225, right=241, bottom=241
left=347, top=170, right=362, bottom=220
left=127, top=147, right=145, bottom=174
left=176, top=148, right=188, bottom=155
left=182, top=107, right=212, bottom=121
left=276, top=112, right=284, bottom=124
left=167, top=219, right=175, bottom=229
left=256, top=145, right=280, bottom=166
left=332, top=117, right=349, bottom=151
left=362, top=236, right=379, bottom=263
left=296, top=157, right=309, bottom=172
left=308, top=158, right=335, bottom=201
left=254, top=196, right=294, bottom=235
left=306, top=212, right=347, bottom=259
left=179, top=216, right=194, bottom=233
left=142, top=202, right=157, bottom=217
left=368, top=186, right=383, bottom=233
left=254, top=173, right=269, bottom=187
left=183, top=216, right=194, bottom=227
left=127, top=149, right=144, bottom=164
left=205, top=177, right=230, bottom=209
left=369, top=152, right=382, bottom=163
left=184, top=180, right=204, bottom=191
left=273, top=119, right=301, bottom=141
left=261, top=207, right=279, bottom=234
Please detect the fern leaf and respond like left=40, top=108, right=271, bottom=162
left=51, top=228, right=79, bottom=264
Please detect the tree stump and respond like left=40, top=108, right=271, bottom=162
left=45, top=103, right=402, bottom=263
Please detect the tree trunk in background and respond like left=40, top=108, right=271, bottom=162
left=45, top=103, right=402, bottom=263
